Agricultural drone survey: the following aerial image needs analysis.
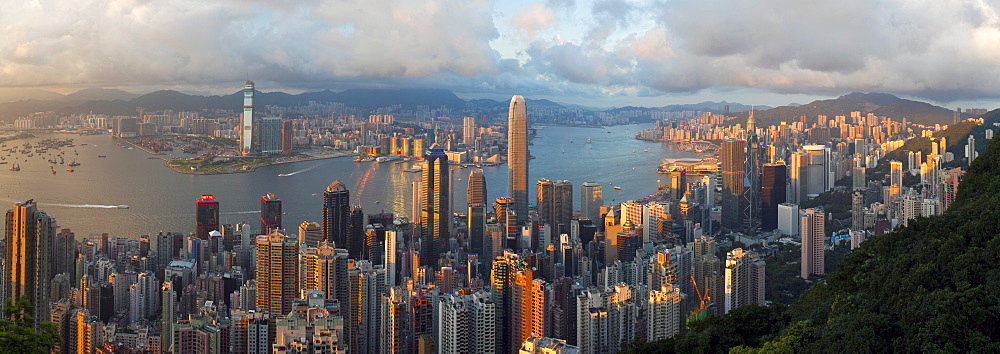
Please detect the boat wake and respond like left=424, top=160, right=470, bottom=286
left=278, top=163, right=324, bottom=177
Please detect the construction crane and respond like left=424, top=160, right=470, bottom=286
left=689, top=275, right=711, bottom=321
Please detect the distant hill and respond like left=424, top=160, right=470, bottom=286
left=730, top=92, right=963, bottom=127
left=658, top=101, right=772, bottom=113
left=63, top=88, right=140, bottom=101
left=0, top=88, right=64, bottom=104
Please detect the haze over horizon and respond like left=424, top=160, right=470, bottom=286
left=2, top=0, right=1000, bottom=108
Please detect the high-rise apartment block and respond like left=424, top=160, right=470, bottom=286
left=255, top=230, right=299, bottom=315
left=800, top=208, right=825, bottom=279
left=724, top=248, right=765, bottom=314
left=4, top=199, right=54, bottom=328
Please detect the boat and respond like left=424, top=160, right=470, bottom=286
left=117, top=205, right=129, bottom=209
left=0, top=162, right=6, bottom=164
left=586, top=137, right=592, bottom=143
left=66, top=168, right=74, bottom=172
left=644, top=149, right=649, bottom=152
left=68, top=161, right=80, bottom=166
left=9, top=164, right=19, bottom=171
left=98, top=155, right=107, bottom=158
left=613, top=186, right=622, bottom=190
left=51, top=170, right=56, bottom=174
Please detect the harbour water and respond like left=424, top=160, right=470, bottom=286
left=0, top=123, right=698, bottom=238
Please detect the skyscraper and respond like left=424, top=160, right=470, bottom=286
left=438, top=290, right=497, bottom=353
left=720, top=140, right=746, bottom=230
left=255, top=230, right=299, bottom=315
left=800, top=208, right=825, bottom=279
left=724, top=248, right=765, bottom=314
left=804, top=145, right=830, bottom=198
left=301, top=241, right=350, bottom=304
left=580, top=182, right=603, bottom=222
left=260, top=193, right=282, bottom=233
left=744, top=134, right=762, bottom=229
left=537, top=179, right=573, bottom=236
left=852, top=192, right=865, bottom=232
left=468, top=169, right=487, bottom=206
left=463, top=116, right=477, bottom=146
left=508, top=95, right=529, bottom=224
left=240, top=80, right=254, bottom=156
left=761, top=163, right=787, bottom=231
left=260, top=117, right=282, bottom=154
left=323, top=180, right=350, bottom=249
left=5, top=199, right=54, bottom=328
left=421, top=144, right=450, bottom=266
left=195, top=195, right=219, bottom=239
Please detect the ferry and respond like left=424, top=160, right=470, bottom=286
left=117, top=205, right=129, bottom=209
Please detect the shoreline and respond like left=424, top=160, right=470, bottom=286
left=162, top=149, right=354, bottom=175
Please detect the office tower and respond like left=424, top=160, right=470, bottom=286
left=537, top=179, right=573, bottom=237
left=890, top=161, right=903, bottom=189
left=468, top=169, right=488, bottom=205
left=720, top=140, right=746, bottom=230
left=323, top=180, right=350, bottom=248
left=508, top=95, right=529, bottom=224
left=420, top=144, right=450, bottom=266
left=761, top=163, right=787, bottom=231
left=297, top=221, right=323, bottom=247
left=438, top=290, right=497, bottom=353
left=260, top=117, right=282, bottom=154
left=195, top=195, right=219, bottom=239
left=512, top=269, right=547, bottom=351
left=580, top=182, right=604, bottom=222
left=800, top=208, right=825, bottom=279
left=259, top=193, right=282, bottom=233
left=281, top=120, right=294, bottom=153
left=647, top=283, right=682, bottom=341
left=256, top=230, right=299, bottom=315
left=468, top=204, right=486, bottom=255
left=301, top=242, right=350, bottom=305
left=852, top=192, right=865, bottom=231
left=852, top=166, right=867, bottom=190
left=463, top=116, right=477, bottom=146
left=4, top=199, right=54, bottom=329
left=803, top=145, right=830, bottom=199
left=724, top=248, right=765, bottom=314
left=789, top=151, right=807, bottom=204
left=745, top=134, right=762, bottom=229
left=241, top=80, right=254, bottom=155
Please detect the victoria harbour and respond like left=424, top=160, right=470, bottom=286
left=0, top=123, right=696, bottom=238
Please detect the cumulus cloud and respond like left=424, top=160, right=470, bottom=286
left=3, top=0, right=1000, bottom=104
left=0, top=0, right=499, bottom=88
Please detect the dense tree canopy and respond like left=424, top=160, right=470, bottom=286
left=0, top=297, right=60, bottom=353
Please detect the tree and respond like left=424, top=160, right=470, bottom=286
left=0, top=297, right=60, bottom=353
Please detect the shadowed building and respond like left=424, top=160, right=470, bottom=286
left=323, top=181, right=350, bottom=249
left=421, top=144, right=450, bottom=266
left=195, top=195, right=219, bottom=239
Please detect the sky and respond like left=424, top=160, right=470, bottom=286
left=2, top=0, right=1000, bottom=108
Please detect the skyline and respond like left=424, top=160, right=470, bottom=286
left=2, top=1, right=1000, bottom=108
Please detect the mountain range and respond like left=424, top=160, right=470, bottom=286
left=0, top=88, right=973, bottom=125
left=729, top=92, right=965, bottom=126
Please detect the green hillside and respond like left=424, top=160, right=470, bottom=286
left=631, top=124, right=1000, bottom=353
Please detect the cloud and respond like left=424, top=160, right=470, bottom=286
left=0, top=0, right=500, bottom=88
left=2, top=0, right=1000, bottom=105
left=509, top=3, right=558, bottom=40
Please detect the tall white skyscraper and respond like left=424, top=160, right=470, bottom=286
left=241, top=80, right=255, bottom=155
left=438, top=290, right=497, bottom=353
left=508, top=95, right=529, bottom=224
left=463, top=116, right=477, bottom=146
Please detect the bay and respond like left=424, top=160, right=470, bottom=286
left=0, top=123, right=698, bottom=238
